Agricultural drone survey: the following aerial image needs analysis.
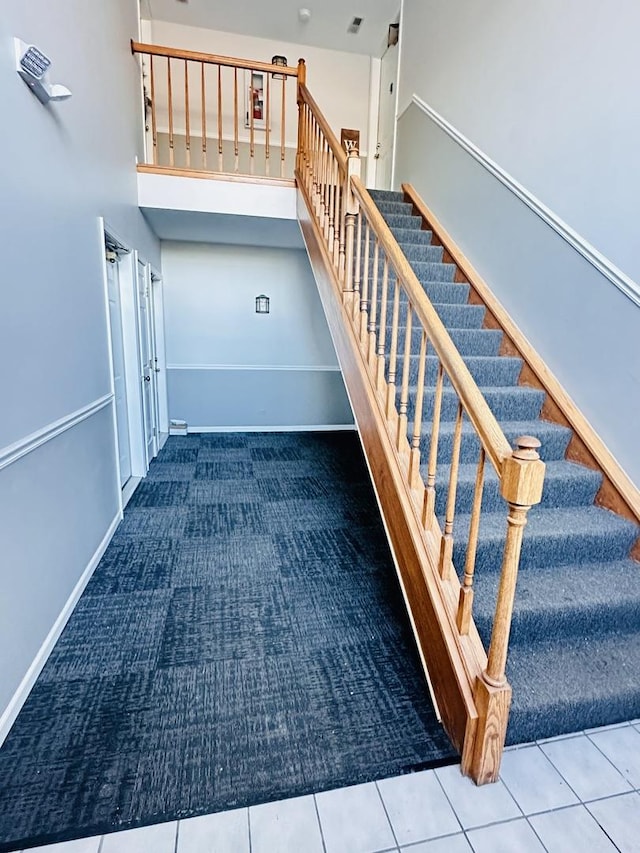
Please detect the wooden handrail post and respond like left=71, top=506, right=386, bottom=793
left=466, top=435, right=545, bottom=784
left=343, top=148, right=361, bottom=305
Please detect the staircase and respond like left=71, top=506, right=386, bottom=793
left=368, top=188, right=640, bottom=745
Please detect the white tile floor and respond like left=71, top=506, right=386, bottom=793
left=24, top=720, right=640, bottom=853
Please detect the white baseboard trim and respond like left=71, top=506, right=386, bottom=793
left=122, top=476, right=142, bottom=508
left=0, top=512, right=121, bottom=747
left=0, top=394, right=113, bottom=472
left=408, top=94, right=640, bottom=308
left=166, top=364, right=342, bottom=372
left=189, top=424, right=356, bottom=433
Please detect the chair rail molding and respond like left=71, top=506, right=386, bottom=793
left=0, top=394, right=114, bottom=472
left=408, top=94, right=640, bottom=309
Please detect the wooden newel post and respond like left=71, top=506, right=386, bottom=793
left=343, top=148, right=361, bottom=304
left=466, top=435, right=545, bottom=784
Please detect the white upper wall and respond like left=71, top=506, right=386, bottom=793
left=144, top=19, right=374, bottom=156
left=398, top=0, right=640, bottom=284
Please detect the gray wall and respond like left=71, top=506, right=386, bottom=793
left=395, top=0, right=640, bottom=487
left=398, top=0, right=640, bottom=283
left=162, top=241, right=353, bottom=428
left=0, top=1, right=160, bottom=716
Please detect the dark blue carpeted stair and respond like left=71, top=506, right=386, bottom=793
left=366, top=188, right=640, bottom=744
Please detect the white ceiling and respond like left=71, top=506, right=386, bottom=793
left=141, top=208, right=305, bottom=248
left=143, top=0, right=400, bottom=56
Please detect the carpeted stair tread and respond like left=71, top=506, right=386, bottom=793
left=452, top=505, right=637, bottom=574
left=382, top=213, right=424, bottom=230
left=374, top=201, right=415, bottom=216
left=408, top=384, right=545, bottom=422
left=380, top=280, right=470, bottom=305
left=391, top=227, right=433, bottom=245
left=430, top=459, right=602, bottom=515
left=505, top=629, right=640, bottom=743
left=367, top=189, right=405, bottom=203
left=473, top=559, right=640, bottom=648
left=393, top=304, right=487, bottom=329
left=415, top=355, right=523, bottom=388
left=420, top=418, right=572, bottom=464
left=443, top=328, right=504, bottom=356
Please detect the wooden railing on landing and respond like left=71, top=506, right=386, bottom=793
left=296, top=83, right=546, bottom=783
left=132, top=41, right=305, bottom=181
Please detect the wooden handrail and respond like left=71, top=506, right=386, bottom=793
left=351, top=177, right=512, bottom=474
left=402, top=183, right=640, bottom=527
left=131, top=41, right=300, bottom=76
left=298, top=84, right=348, bottom=173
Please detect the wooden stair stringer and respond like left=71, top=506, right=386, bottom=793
left=297, top=184, right=485, bottom=759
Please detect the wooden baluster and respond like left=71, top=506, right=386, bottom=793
left=359, top=221, right=371, bottom=344
left=423, top=362, right=444, bottom=527
left=265, top=69, right=271, bottom=176
left=368, top=238, right=380, bottom=366
left=295, top=58, right=306, bottom=175
left=439, top=401, right=464, bottom=580
left=217, top=65, right=223, bottom=171
left=327, top=152, right=335, bottom=249
left=201, top=62, right=207, bottom=171
left=457, top=447, right=485, bottom=634
left=386, top=278, right=400, bottom=418
left=184, top=60, right=191, bottom=168
left=149, top=55, right=157, bottom=165
left=333, top=164, right=341, bottom=270
left=167, top=57, right=174, bottom=166
left=280, top=75, right=286, bottom=178
left=352, top=210, right=362, bottom=322
left=249, top=69, right=255, bottom=175
left=321, top=141, right=329, bottom=236
left=338, top=172, right=346, bottom=281
left=471, top=436, right=545, bottom=784
left=375, top=256, right=389, bottom=392
left=408, top=330, right=428, bottom=488
left=396, top=301, right=413, bottom=448
left=233, top=67, right=239, bottom=172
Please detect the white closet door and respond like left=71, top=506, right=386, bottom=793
left=106, top=258, right=132, bottom=487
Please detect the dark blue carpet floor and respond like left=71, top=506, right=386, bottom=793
left=0, top=432, right=455, bottom=852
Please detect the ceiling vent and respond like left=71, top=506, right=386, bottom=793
left=347, top=16, right=363, bottom=34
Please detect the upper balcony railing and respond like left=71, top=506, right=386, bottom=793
left=132, top=41, right=305, bottom=181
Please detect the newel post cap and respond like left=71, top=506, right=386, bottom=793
left=500, top=435, right=545, bottom=506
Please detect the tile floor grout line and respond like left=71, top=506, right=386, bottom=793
left=247, top=806, right=252, bottom=853
left=174, top=819, right=180, bottom=853
left=502, top=741, right=583, bottom=811
left=374, top=780, right=400, bottom=849
left=312, top=794, right=328, bottom=853
left=431, top=769, right=465, bottom=834
left=524, top=813, right=552, bottom=853
left=585, top=727, right=640, bottom=789
left=582, top=800, right=626, bottom=853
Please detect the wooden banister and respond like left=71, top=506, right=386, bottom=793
left=351, top=177, right=512, bottom=475
left=132, top=41, right=304, bottom=181
left=296, top=89, right=547, bottom=785
left=131, top=41, right=300, bottom=76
